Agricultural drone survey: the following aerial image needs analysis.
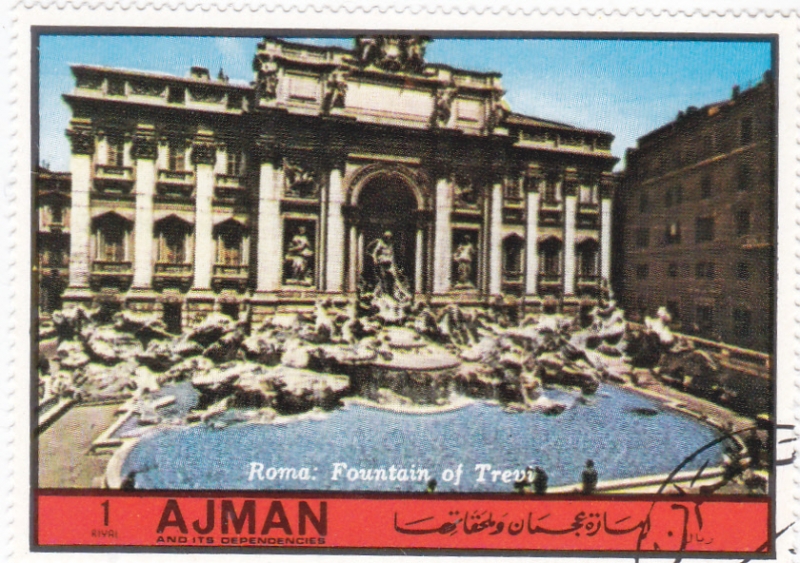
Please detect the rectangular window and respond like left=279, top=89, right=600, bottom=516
left=226, top=150, right=243, bottom=176
left=107, top=138, right=125, bottom=167
left=665, top=221, right=681, bottom=245
left=735, top=209, right=751, bottom=236
left=168, top=86, right=185, bottom=104
left=736, top=261, right=750, bottom=280
left=732, top=308, right=752, bottom=340
left=695, top=216, right=714, bottom=242
left=635, top=228, right=649, bottom=248
left=638, top=190, right=649, bottom=213
left=695, top=261, right=715, bottom=279
left=168, top=143, right=185, bottom=171
left=664, top=187, right=672, bottom=208
left=700, top=174, right=712, bottom=199
left=737, top=164, right=751, bottom=191
left=543, top=180, right=558, bottom=204
left=696, top=305, right=714, bottom=335
left=674, top=184, right=683, bottom=204
left=636, top=264, right=649, bottom=279
left=667, top=262, right=678, bottom=277
left=740, top=117, right=753, bottom=145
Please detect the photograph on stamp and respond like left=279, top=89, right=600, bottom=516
left=32, top=31, right=777, bottom=553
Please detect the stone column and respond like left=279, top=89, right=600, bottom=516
left=256, top=149, right=282, bottom=292
left=192, top=141, right=216, bottom=291
left=347, top=223, right=358, bottom=292
left=66, top=127, right=95, bottom=288
left=488, top=180, right=504, bottom=295
left=131, top=132, right=157, bottom=289
left=325, top=165, right=345, bottom=292
left=433, top=176, right=452, bottom=294
left=415, top=228, right=424, bottom=294
left=600, top=172, right=616, bottom=284
left=563, top=168, right=578, bottom=296
left=525, top=167, right=543, bottom=296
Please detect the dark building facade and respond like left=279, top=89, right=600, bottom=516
left=615, top=73, right=774, bottom=352
left=36, top=167, right=71, bottom=313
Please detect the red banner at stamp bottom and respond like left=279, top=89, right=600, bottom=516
left=37, top=493, right=769, bottom=554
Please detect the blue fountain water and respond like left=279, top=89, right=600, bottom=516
left=122, top=384, right=725, bottom=492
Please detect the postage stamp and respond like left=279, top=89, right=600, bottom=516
left=6, top=1, right=799, bottom=560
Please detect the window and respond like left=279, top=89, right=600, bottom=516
left=226, top=150, right=243, bottom=176
left=666, top=299, right=680, bottom=322
left=107, top=79, right=125, bottom=96
left=543, top=179, right=558, bottom=204
left=638, top=190, right=649, bottom=213
left=576, top=241, right=599, bottom=278
left=96, top=220, right=127, bottom=262
left=735, top=209, right=751, bottom=236
left=168, top=142, right=185, bottom=171
left=695, top=261, right=715, bottom=279
left=700, top=174, right=712, bottom=199
left=635, top=228, right=649, bottom=248
left=665, top=221, right=681, bottom=245
left=696, top=305, right=714, bottom=335
left=664, top=185, right=682, bottom=207
left=737, top=164, right=751, bottom=192
left=216, top=224, right=243, bottom=266
left=636, top=264, right=649, bottom=279
left=50, top=204, right=63, bottom=225
left=740, top=117, right=753, bottom=145
left=539, top=240, right=561, bottom=277
left=667, top=262, right=678, bottom=277
left=695, top=216, right=714, bottom=243
left=107, top=138, right=125, bottom=167
left=736, top=261, right=750, bottom=280
left=732, top=308, right=752, bottom=340
left=156, top=220, right=189, bottom=264
left=579, top=185, right=595, bottom=205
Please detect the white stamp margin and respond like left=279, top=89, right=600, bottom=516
left=3, top=2, right=798, bottom=562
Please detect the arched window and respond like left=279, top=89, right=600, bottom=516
left=155, top=216, right=193, bottom=264
left=538, top=237, right=562, bottom=278
left=92, top=213, right=132, bottom=263
left=576, top=238, right=599, bottom=279
left=214, top=220, right=246, bottom=266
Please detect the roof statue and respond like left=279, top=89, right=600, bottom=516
left=354, top=35, right=432, bottom=74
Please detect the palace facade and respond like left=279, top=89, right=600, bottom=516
left=57, top=37, right=618, bottom=329
left=615, top=73, right=774, bottom=352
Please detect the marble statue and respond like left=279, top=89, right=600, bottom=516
left=284, top=225, right=314, bottom=284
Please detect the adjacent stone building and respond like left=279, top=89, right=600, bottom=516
left=615, top=72, right=774, bottom=352
left=57, top=36, right=618, bottom=330
left=36, top=167, right=71, bottom=314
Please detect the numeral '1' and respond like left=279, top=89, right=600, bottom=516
left=101, top=500, right=109, bottom=526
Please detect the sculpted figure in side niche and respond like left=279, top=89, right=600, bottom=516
left=255, top=57, right=279, bottom=101
left=433, top=81, right=458, bottom=127
left=284, top=225, right=314, bottom=285
left=323, top=68, right=348, bottom=112
left=453, top=234, right=477, bottom=288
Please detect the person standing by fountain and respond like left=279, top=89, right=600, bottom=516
left=533, top=466, right=548, bottom=494
left=581, top=460, right=598, bottom=494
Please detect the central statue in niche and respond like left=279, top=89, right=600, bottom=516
left=366, top=231, right=411, bottom=303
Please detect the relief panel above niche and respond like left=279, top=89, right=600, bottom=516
left=286, top=72, right=321, bottom=103
left=346, top=81, right=434, bottom=121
